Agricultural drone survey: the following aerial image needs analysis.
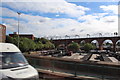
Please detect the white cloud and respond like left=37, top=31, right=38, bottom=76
left=1, top=3, right=118, bottom=38
left=78, top=15, right=99, bottom=21
left=55, top=14, right=60, bottom=17
left=100, top=5, right=118, bottom=14
left=1, top=0, right=119, bottom=2
left=1, top=7, right=51, bottom=23
left=3, top=14, right=118, bottom=38
left=100, top=16, right=118, bottom=23
left=2, top=0, right=90, bottom=17
left=0, top=7, right=17, bottom=17
left=93, top=13, right=109, bottom=17
left=81, top=15, right=118, bottom=35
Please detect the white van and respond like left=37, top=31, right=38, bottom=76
left=0, top=43, right=39, bottom=80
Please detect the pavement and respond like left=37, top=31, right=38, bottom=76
left=62, top=53, right=85, bottom=59
left=108, top=57, right=119, bottom=63
left=89, top=54, right=100, bottom=61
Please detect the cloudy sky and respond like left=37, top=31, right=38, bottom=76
left=0, top=0, right=119, bottom=38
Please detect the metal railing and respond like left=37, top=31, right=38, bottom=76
left=25, top=55, right=120, bottom=80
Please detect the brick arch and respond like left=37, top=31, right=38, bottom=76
left=102, top=39, right=113, bottom=50
left=97, top=38, right=113, bottom=51
left=116, top=40, right=120, bottom=51
left=80, top=40, right=86, bottom=43
left=100, top=38, right=113, bottom=44
left=91, top=40, right=99, bottom=48
left=90, top=40, right=99, bottom=43
left=102, top=39, right=114, bottom=45
left=53, top=36, right=120, bottom=52
left=116, top=40, right=120, bottom=44
left=110, top=38, right=120, bottom=52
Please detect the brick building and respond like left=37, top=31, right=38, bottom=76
left=0, top=24, right=6, bottom=42
left=9, top=32, right=35, bottom=40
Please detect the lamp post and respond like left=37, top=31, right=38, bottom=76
left=99, top=33, right=102, bottom=37
left=75, top=34, right=79, bottom=38
left=17, top=12, right=21, bottom=48
left=87, top=34, right=90, bottom=38
left=114, top=32, right=118, bottom=36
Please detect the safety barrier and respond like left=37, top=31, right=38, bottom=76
left=25, top=55, right=120, bottom=80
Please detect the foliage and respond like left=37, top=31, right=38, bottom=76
left=39, top=38, right=49, bottom=44
left=6, top=36, right=55, bottom=52
left=105, top=42, right=113, bottom=46
left=67, top=42, right=80, bottom=52
left=35, top=41, right=44, bottom=50
left=83, top=43, right=96, bottom=52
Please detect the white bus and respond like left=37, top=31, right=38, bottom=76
left=0, top=43, right=39, bottom=80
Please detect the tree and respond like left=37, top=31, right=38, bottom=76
left=35, top=37, right=55, bottom=50
left=83, top=43, right=96, bottom=52
left=36, top=41, right=44, bottom=50
left=6, top=36, right=55, bottom=52
left=67, top=42, right=80, bottom=53
left=19, top=39, right=29, bottom=52
left=40, top=38, right=49, bottom=44
left=6, top=36, right=14, bottom=43
left=6, top=36, right=18, bottom=46
left=19, top=38, right=36, bottom=52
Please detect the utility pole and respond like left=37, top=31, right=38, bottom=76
left=17, top=12, right=21, bottom=48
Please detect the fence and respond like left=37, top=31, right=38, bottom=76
left=25, top=55, right=120, bottom=80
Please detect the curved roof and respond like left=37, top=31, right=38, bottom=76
left=0, top=43, right=20, bottom=52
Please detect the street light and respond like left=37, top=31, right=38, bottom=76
left=87, top=34, right=90, bottom=38
left=17, top=12, right=21, bottom=48
left=114, top=32, right=118, bottom=36
left=99, top=33, right=102, bottom=37
left=65, top=35, right=70, bottom=39
left=75, top=34, right=79, bottom=38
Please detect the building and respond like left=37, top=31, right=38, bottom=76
left=0, top=24, right=6, bottom=43
left=9, top=32, right=35, bottom=40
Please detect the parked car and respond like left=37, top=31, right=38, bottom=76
left=0, top=43, right=39, bottom=80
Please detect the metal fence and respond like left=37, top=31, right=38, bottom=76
left=25, top=55, right=120, bottom=80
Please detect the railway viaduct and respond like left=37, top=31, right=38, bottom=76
left=52, top=36, right=120, bottom=52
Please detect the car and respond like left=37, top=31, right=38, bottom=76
left=0, top=43, right=39, bottom=80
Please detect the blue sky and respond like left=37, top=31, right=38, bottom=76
left=0, top=0, right=118, bottom=38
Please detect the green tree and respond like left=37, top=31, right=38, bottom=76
left=67, top=42, right=80, bottom=52
left=39, top=38, right=55, bottom=49
left=83, top=43, right=96, bottom=52
left=6, top=36, right=18, bottom=46
left=6, top=36, right=14, bottom=43
left=40, top=38, right=49, bottom=44
left=36, top=41, right=44, bottom=50
left=19, top=38, right=36, bottom=52
left=6, top=36, right=55, bottom=52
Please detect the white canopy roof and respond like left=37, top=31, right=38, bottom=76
left=0, top=43, right=20, bottom=52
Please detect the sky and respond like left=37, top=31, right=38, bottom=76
left=0, top=0, right=119, bottom=38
